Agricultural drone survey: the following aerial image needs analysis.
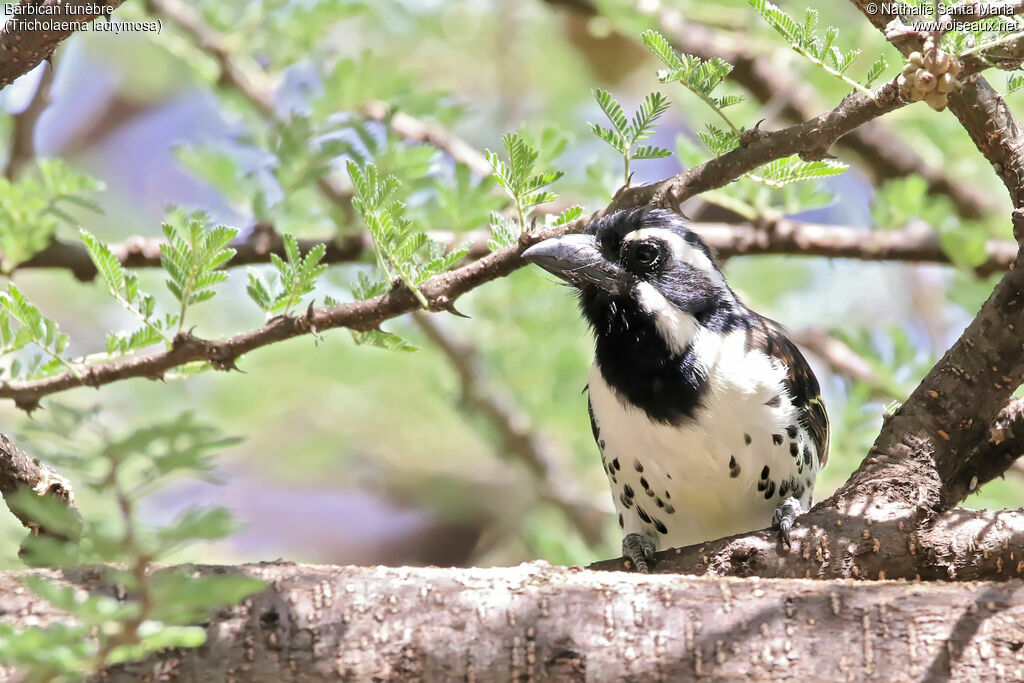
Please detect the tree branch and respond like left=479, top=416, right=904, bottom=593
left=0, top=433, right=79, bottom=542
left=8, top=561, right=1024, bottom=679
left=0, top=1, right=123, bottom=91
left=21, top=218, right=1017, bottom=280
left=542, top=0, right=995, bottom=219
left=831, top=3, right=1024, bottom=519
left=589, top=499, right=1024, bottom=582
left=0, top=75, right=923, bottom=408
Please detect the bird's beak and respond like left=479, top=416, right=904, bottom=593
left=522, top=234, right=625, bottom=294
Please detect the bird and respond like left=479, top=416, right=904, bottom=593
left=522, top=207, right=828, bottom=572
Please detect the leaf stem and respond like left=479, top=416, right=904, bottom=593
left=791, top=45, right=878, bottom=101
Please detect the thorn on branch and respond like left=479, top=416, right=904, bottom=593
left=172, top=329, right=199, bottom=350
left=739, top=120, right=768, bottom=147
left=210, top=356, right=241, bottom=372
left=81, top=367, right=102, bottom=388
left=13, top=398, right=38, bottom=414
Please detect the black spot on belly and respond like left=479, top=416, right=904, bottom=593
left=618, top=513, right=624, bottom=528
left=763, top=480, right=776, bottom=499
left=787, top=425, right=798, bottom=439
left=757, top=479, right=767, bottom=492
left=655, top=497, right=664, bottom=508
left=637, top=506, right=651, bottom=523
left=640, top=476, right=649, bottom=491
left=761, top=465, right=770, bottom=479
left=653, top=518, right=668, bottom=534
left=766, top=394, right=781, bottom=407
left=803, top=446, right=812, bottom=467
left=729, top=456, right=740, bottom=478
left=612, top=458, right=621, bottom=471
left=623, top=484, right=634, bottom=499
left=772, top=434, right=783, bottom=446
left=664, top=504, right=675, bottom=514
left=790, top=442, right=799, bottom=458
left=664, top=490, right=671, bottom=500
left=619, top=492, right=633, bottom=509
left=744, top=433, right=752, bottom=445
left=634, top=459, right=644, bottom=473
left=779, top=480, right=790, bottom=497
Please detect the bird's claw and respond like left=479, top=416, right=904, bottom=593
left=623, top=533, right=657, bottom=573
left=773, top=497, right=803, bottom=548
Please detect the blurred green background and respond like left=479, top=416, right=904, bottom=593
left=0, top=0, right=1019, bottom=569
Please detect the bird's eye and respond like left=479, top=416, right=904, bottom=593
left=633, top=242, right=660, bottom=267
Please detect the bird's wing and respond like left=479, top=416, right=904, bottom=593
left=746, top=317, right=830, bottom=468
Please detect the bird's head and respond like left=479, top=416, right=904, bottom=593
left=523, top=208, right=736, bottom=345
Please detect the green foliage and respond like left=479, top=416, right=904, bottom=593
left=642, top=30, right=742, bottom=134
left=697, top=124, right=740, bottom=156
left=487, top=211, right=520, bottom=251
left=350, top=329, right=420, bottom=352
left=435, top=163, right=506, bottom=234
left=864, top=55, right=889, bottom=88
left=748, top=155, right=849, bottom=187
left=486, top=131, right=565, bottom=232
left=80, top=229, right=177, bottom=356
left=589, top=88, right=672, bottom=184
left=0, top=159, right=102, bottom=272
left=676, top=133, right=845, bottom=218
left=870, top=176, right=993, bottom=269
left=160, top=211, right=239, bottom=333
left=1009, top=73, right=1024, bottom=94
left=871, top=176, right=957, bottom=230
left=748, top=2, right=876, bottom=96
left=247, top=234, right=329, bottom=315
left=347, top=160, right=470, bottom=350
left=2, top=411, right=262, bottom=680
left=0, top=283, right=76, bottom=381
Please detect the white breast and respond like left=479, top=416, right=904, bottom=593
left=589, top=327, right=820, bottom=550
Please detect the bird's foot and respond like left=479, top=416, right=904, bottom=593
left=622, top=533, right=657, bottom=573
left=772, top=497, right=803, bottom=548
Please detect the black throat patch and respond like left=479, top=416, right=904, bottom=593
left=584, top=291, right=708, bottom=425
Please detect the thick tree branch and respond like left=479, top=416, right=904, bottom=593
left=413, top=312, right=608, bottom=546
left=832, top=3, right=1024, bottom=519
left=0, top=433, right=79, bottom=542
left=589, top=502, right=1024, bottom=582
left=543, top=0, right=994, bottom=219
left=0, top=1, right=123, bottom=90
left=6, top=562, right=1024, bottom=680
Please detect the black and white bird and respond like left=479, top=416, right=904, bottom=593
left=522, top=208, right=828, bottom=572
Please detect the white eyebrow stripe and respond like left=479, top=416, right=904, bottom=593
left=623, top=227, right=725, bottom=286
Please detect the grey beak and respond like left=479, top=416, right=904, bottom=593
left=522, top=234, right=626, bottom=294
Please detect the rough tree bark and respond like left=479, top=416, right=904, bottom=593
left=2, top=562, right=1024, bottom=681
